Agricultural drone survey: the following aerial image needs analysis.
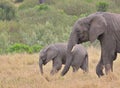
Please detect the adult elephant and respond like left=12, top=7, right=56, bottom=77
left=61, top=12, right=120, bottom=77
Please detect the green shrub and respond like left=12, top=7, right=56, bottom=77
left=7, top=43, right=43, bottom=54
left=34, top=4, right=49, bottom=11
left=85, top=0, right=93, bottom=3
left=0, top=32, right=9, bottom=54
left=0, top=1, right=16, bottom=20
left=18, top=0, right=38, bottom=9
left=31, top=44, right=43, bottom=53
left=7, top=43, right=31, bottom=53
left=14, top=0, right=24, bottom=3
left=96, top=1, right=108, bottom=12
left=45, top=0, right=56, bottom=5
left=55, top=0, right=94, bottom=16
left=1, top=0, right=114, bottom=55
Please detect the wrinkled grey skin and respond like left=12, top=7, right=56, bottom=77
left=39, top=43, right=88, bottom=75
left=61, top=12, right=120, bottom=77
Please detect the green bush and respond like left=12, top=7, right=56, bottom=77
left=7, top=43, right=31, bottom=53
left=14, top=0, right=24, bottom=3
left=45, top=0, right=56, bottom=5
left=55, top=0, right=94, bottom=16
left=31, top=44, right=43, bottom=53
left=0, top=1, right=16, bottom=20
left=1, top=0, right=118, bottom=55
left=7, top=43, right=43, bottom=54
left=96, top=1, right=108, bottom=12
left=0, top=32, right=9, bottom=54
left=0, top=4, right=78, bottom=54
left=34, top=4, right=49, bottom=11
left=18, top=0, right=38, bottom=9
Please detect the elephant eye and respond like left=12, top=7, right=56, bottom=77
left=76, top=30, right=80, bottom=33
left=75, top=28, right=81, bottom=32
left=76, top=29, right=83, bottom=35
left=40, top=54, right=46, bottom=59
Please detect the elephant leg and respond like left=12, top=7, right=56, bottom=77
left=104, top=57, right=115, bottom=75
left=50, top=58, right=62, bottom=75
left=99, top=36, right=117, bottom=76
left=111, top=61, right=113, bottom=72
left=96, top=56, right=113, bottom=77
left=72, top=66, right=79, bottom=72
left=50, top=68, right=58, bottom=75
left=103, top=54, right=115, bottom=75
left=111, top=52, right=117, bottom=72
left=104, top=64, right=112, bottom=75
left=72, top=66, right=76, bottom=72
left=113, top=52, right=117, bottom=61
left=80, top=55, right=88, bottom=72
left=96, top=58, right=104, bottom=77
left=103, top=51, right=117, bottom=75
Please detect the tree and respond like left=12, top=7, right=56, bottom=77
left=96, top=2, right=108, bottom=12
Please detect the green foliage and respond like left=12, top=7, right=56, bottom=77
left=31, top=44, right=43, bottom=53
left=56, top=0, right=94, bottom=16
left=18, top=0, right=38, bottom=9
left=7, top=43, right=31, bottom=53
left=0, top=1, right=16, bottom=20
left=85, top=0, right=93, bottom=3
left=35, top=4, right=49, bottom=11
left=7, top=43, right=43, bottom=54
left=0, top=32, right=9, bottom=54
left=96, top=1, right=109, bottom=12
left=14, top=0, right=24, bottom=3
left=0, top=0, right=120, bottom=54
left=45, top=0, right=56, bottom=5
left=111, top=0, right=120, bottom=6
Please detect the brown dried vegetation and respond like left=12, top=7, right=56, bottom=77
left=0, top=46, right=120, bottom=88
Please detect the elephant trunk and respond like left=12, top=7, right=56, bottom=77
left=61, top=31, right=78, bottom=76
left=39, top=58, right=44, bottom=75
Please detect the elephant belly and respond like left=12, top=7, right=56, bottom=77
left=71, top=55, right=84, bottom=67
left=116, top=42, right=120, bottom=53
left=62, top=57, right=66, bottom=64
left=115, top=32, right=120, bottom=53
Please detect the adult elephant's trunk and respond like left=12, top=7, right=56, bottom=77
left=61, top=31, right=78, bottom=76
left=39, top=58, right=43, bottom=75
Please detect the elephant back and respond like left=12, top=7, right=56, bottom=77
left=72, top=44, right=87, bottom=56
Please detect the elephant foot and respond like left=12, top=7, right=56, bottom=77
left=96, top=64, right=104, bottom=77
left=72, top=67, right=78, bottom=72
left=50, top=69, right=58, bottom=75
left=105, top=64, right=112, bottom=75
left=96, top=69, right=104, bottom=77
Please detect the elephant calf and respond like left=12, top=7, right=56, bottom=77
left=39, top=43, right=88, bottom=75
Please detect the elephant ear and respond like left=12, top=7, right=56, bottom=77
left=46, top=45, right=58, bottom=62
left=89, top=15, right=107, bottom=43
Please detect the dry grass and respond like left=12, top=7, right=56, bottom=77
left=0, top=46, right=120, bottom=88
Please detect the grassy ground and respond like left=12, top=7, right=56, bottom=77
left=0, top=46, right=120, bottom=88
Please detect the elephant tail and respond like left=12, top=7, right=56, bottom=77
left=61, top=54, right=73, bottom=76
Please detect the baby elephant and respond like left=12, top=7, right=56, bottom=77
left=39, top=43, right=88, bottom=75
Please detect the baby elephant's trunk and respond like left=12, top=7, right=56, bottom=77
left=39, top=59, right=43, bottom=75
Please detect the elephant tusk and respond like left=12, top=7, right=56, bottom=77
left=71, top=45, right=76, bottom=52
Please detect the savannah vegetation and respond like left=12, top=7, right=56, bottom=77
left=0, top=0, right=120, bottom=54
left=1, top=0, right=120, bottom=88
left=1, top=47, right=120, bottom=88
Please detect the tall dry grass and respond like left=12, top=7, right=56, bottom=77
left=0, top=46, right=120, bottom=88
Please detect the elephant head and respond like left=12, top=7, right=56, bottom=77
left=61, top=13, right=107, bottom=76
left=39, top=45, right=58, bottom=75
